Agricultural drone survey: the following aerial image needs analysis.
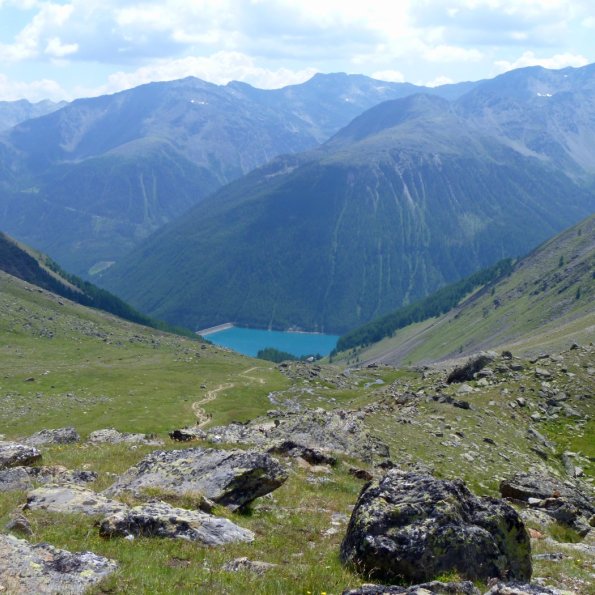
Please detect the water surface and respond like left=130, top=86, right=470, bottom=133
left=204, top=326, right=338, bottom=358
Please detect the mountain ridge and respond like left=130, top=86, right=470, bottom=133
left=101, top=64, right=595, bottom=334
left=0, top=73, right=474, bottom=275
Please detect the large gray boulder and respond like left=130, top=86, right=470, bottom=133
left=341, top=471, right=532, bottom=584
left=0, top=441, right=41, bottom=469
left=0, top=466, right=97, bottom=492
left=500, top=473, right=594, bottom=536
left=99, top=500, right=254, bottom=545
left=25, top=484, right=128, bottom=516
left=104, top=447, right=288, bottom=510
left=0, top=534, right=117, bottom=594
left=24, top=427, right=80, bottom=447
left=172, top=408, right=389, bottom=463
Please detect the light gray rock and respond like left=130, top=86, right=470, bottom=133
left=104, top=447, right=288, bottom=510
left=87, top=428, right=164, bottom=446
left=24, top=427, right=80, bottom=447
left=0, top=533, right=117, bottom=594
left=0, top=465, right=97, bottom=492
left=99, top=501, right=254, bottom=545
left=25, top=484, right=128, bottom=516
left=0, top=441, right=41, bottom=469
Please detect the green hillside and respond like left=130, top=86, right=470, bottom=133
left=1, top=261, right=594, bottom=593
left=333, top=214, right=595, bottom=366
left=0, top=231, right=193, bottom=337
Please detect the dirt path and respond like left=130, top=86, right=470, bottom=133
left=190, top=366, right=271, bottom=426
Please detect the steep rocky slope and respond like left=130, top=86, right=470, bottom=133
left=335, top=214, right=594, bottom=366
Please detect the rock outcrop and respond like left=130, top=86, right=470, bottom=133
left=87, top=428, right=164, bottom=446
left=446, top=353, right=495, bottom=384
left=24, top=427, right=80, bottom=447
left=500, top=473, right=595, bottom=536
left=0, top=441, right=42, bottom=469
left=341, top=470, right=532, bottom=583
left=0, top=534, right=117, bottom=594
left=104, top=447, right=288, bottom=510
left=99, top=501, right=254, bottom=545
left=0, top=466, right=96, bottom=492
left=25, top=484, right=128, bottom=516
left=171, top=408, right=389, bottom=463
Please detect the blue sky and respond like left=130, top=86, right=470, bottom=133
left=0, top=0, right=593, bottom=101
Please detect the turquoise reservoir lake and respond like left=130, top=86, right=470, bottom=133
left=203, top=326, right=339, bottom=358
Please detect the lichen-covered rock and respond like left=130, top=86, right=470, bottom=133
left=0, top=465, right=97, bottom=492
left=343, top=582, right=480, bottom=594
left=500, top=473, right=594, bottom=535
left=0, top=441, right=41, bottom=469
left=25, top=484, right=128, bottom=516
left=103, top=447, right=288, bottom=510
left=87, top=428, right=164, bottom=446
left=341, top=470, right=532, bottom=584
left=99, top=501, right=254, bottom=545
left=173, top=408, right=389, bottom=463
left=24, top=427, right=80, bottom=447
left=0, top=534, right=117, bottom=594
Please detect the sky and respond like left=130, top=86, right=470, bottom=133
left=0, top=0, right=593, bottom=102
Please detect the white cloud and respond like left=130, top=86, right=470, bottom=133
left=371, top=70, right=405, bottom=83
left=75, top=51, right=318, bottom=97
left=423, top=44, right=483, bottom=63
left=494, top=51, right=589, bottom=73
left=0, top=73, right=67, bottom=101
left=424, top=75, right=454, bottom=87
left=45, top=37, right=78, bottom=58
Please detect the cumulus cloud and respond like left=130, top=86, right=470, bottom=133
left=422, top=44, right=483, bottom=63
left=0, top=73, right=67, bottom=101
left=45, top=37, right=78, bottom=58
left=424, top=75, right=454, bottom=88
left=371, top=70, right=405, bottom=83
left=0, top=0, right=593, bottom=100
left=494, top=51, right=589, bottom=73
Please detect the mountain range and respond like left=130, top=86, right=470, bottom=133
left=101, top=64, right=595, bottom=334
left=0, top=74, right=472, bottom=276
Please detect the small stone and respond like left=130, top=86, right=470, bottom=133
left=5, top=513, right=32, bottom=536
left=222, top=557, right=277, bottom=575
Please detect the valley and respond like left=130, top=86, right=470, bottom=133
left=0, top=55, right=594, bottom=595
left=0, top=266, right=594, bottom=594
